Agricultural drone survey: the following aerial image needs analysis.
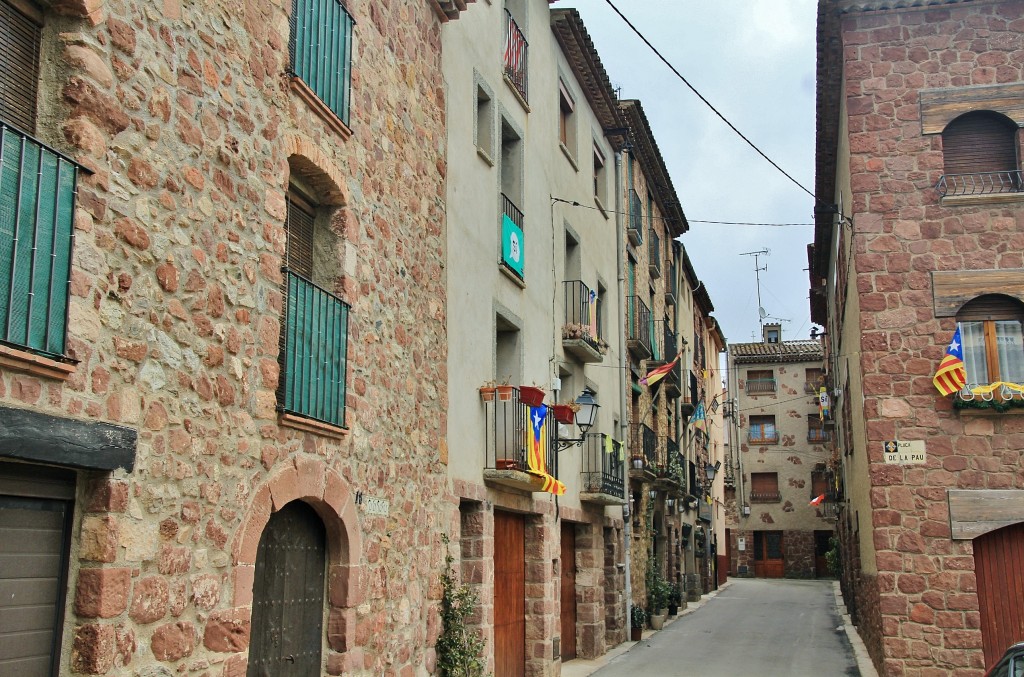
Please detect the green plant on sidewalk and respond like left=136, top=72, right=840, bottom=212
left=437, top=534, right=488, bottom=677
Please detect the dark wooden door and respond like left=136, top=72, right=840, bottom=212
left=975, top=523, right=1024, bottom=671
left=560, top=523, right=577, bottom=661
left=0, top=464, right=74, bottom=677
left=753, top=531, right=785, bottom=578
left=494, top=511, right=525, bottom=677
left=248, top=501, right=326, bottom=677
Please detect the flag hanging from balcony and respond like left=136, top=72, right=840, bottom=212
left=505, top=23, right=525, bottom=73
left=688, top=400, right=706, bottom=432
left=810, top=494, right=826, bottom=506
left=641, top=350, right=682, bottom=387
left=933, top=325, right=967, bottom=397
left=588, top=289, right=598, bottom=338
left=818, top=387, right=830, bottom=421
left=526, top=404, right=566, bottom=495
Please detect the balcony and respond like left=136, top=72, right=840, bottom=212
left=580, top=433, right=626, bottom=505
left=627, top=188, right=643, bottom=246
left=750, top=490, right=781, bottom=503
left=562, top=280, right=606, bottom=363
left=936, top=170, right=1023, bottom=197
left=808, top=428, right=831, bottom=444
left=653, top=437, right=682, bottom=493
left=0, top=123, right=83, bottom=362
left=500, top=193, right=524, bottom=280
left=279, top=270, right=351, bottom=430
left=503, top=9, right=528, bottom=103
left=628, top=422, right=656, bottom=474
left=483, top=386, right=558, bottom=493
left=680, top=370, right=697, bottom=416
left=648, top=228, right=661, bottom=278
left=626, top=295, right=651, bottom=359
left=665, top=262, right=677, bottom=306
left=748, top=428, right=779, bottom=445
left=746, top=377, right=776, bottom=394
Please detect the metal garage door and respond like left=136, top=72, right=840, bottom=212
left=0, top=462, right=75, bottom=677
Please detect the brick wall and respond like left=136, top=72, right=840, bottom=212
left=0, top=0, right=451, bottom=673
left=840, top=2, right=1024, bottom=674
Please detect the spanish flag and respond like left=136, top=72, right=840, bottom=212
left=933, top=325, right=967, bottom=397
left=640, top=351, right=683, bottom=387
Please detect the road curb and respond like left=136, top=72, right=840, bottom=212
left=834, top=580, right=879, bottom=677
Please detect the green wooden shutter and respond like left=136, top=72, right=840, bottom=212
left=289, top=0, right=353, bottom=126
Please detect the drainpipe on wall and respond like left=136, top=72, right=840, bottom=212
left=615, top=146, right=632, bottom=640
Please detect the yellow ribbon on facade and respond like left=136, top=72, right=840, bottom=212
left=969, top=381, right=1024, bottom=395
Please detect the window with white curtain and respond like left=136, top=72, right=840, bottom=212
left=957, top=295, right=1024, bottom=388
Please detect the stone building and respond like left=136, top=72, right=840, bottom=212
left=441, top=3, right=630, bottom=673
left=725, top=325, right=833, bottom=580
left=812, top=0, right=1024, bottom=674
left=0, top=0, right=461, bottom=673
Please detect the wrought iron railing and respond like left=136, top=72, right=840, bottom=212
left=666, top=261, right=677, bottom=305
left=626, top=295, right=651, bottom=357
left=748, top=427, right=779, bottom=444
left=502, top=192, right=523, bottom=229
left=288, top=0, right=354, bottom=125
left=662, top=322, right=677, bottom=361
left=500, top=192, right=524, bottom=279
left=807, top=428, right=831, bottom=443
left=627, top=189, right=643, bottom=244
left=485, top=386, right=557, bottom=479
left=563, top=280, right=603, bottom=350
left=581, top=433, right=625, bottom=499
left=750, top=490, right=781, bottom=503
left=630, top=422, right=656, bottom=467
left=503, top=9, right=528, bottom=101
left=278, top=269, right=350, bottom=428
left=746, top=377, right=776, bottom=394
left=0, top=122, right=82, bottom=358
left=648, top=228, right=661, bottom=278
left=935, top=170, right=1023, bottom=197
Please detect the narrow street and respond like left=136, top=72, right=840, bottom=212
left=587, top=579, right=861, bottom=677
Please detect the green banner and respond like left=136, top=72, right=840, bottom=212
left=501, top=215, right=524, bottom=278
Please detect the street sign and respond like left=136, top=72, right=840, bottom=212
left=883, top=440, right=926, bottom=465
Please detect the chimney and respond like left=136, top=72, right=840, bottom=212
left=763, top=323, right=781, bottom=344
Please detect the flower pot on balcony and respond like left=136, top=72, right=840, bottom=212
left=479, top=385, right=496, bottom=402
left=519, top=386, right=545, bottom=407
left=496, top=385, right=514, bottom=401
left=552, top=404, right=575, bottom=425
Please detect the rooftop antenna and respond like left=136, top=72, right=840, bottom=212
left=741, top=249, right=770, bottom=329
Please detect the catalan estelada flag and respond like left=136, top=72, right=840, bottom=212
left=933, top=325, right=967, bottom=397
left=526, top=404, right=565, bottom=495
left=640, top=351, right=682, bottom=387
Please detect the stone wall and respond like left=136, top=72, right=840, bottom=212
left=0, top=0, right=451, bottom=673
left=839, top=2, right=1024, bottom=674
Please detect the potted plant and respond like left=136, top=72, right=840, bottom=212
left=667, top=582, right=682, bottom=616
left=630, top=605, right=647, bottom=641
left=519, top=385, right=545, bottom=407
left=496, top=378, right=514, bottom=402
left=553, top=400, right=579, bottom=425
left=479, top=380, right=496, bottom=402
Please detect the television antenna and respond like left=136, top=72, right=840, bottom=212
left=741, top=249, right=770, bottom=329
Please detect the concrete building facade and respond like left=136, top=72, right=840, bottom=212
left=726, top=326, right=832, bottom=580
left=812, top=0, right=1024, bottom=674
left=0, top=0, right=459, bottom=674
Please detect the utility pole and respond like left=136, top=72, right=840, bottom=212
left=740, top=249, right=770, bottom=330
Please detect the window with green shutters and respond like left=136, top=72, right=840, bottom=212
left=278, top=190, right=350, bottom=429
left=288, top=0, right=354, bottom=127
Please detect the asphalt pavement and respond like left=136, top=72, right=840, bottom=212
left=563, top=578, right=877, bottom=677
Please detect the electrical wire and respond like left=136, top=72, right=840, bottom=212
left=600, top=0, right=828, bottom=208
left=550, top=196, right=812, bottom=228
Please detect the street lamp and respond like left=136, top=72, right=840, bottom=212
left=556, top=388, right=600, bottom=450
left=704, top=460, right=722, bottom=483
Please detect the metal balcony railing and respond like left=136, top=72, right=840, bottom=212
left=748, top=427, right=779, bottom=444
left=503, top=9, right=528, bottom=101
left=1, top=122, right=83, bottom=359
left=750, top=490, right=781, bottom=503
left=278, top=270, right=351, bottom=429
left=627, top=188, right=643, bottom=245
left=562, top=280, right=604, bottom=352
left=936, top=170, right=1023, bottom=197
left=648, top=228, right=661, bottom=278
left=629, top=422, right=656, bottom=468
left=746, top=377, right=777, bottom=394
left=289, top=0, right=354, bottom=125
left=502, top=192, right=523, bottom=229
left=484, top=386, right=557, bottom=479
left=581, top=433, right=625, bottom=499
left=666, top=261, right=677, bottom=305
left=501, top=192, right=524, bottom=279
left=807, top=428, right=831, bottom=443
left=626, top=295, right=651, bottom=358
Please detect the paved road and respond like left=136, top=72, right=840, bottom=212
left=593, top=579, right=860, bottom=677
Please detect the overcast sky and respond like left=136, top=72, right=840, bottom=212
left=558, top=0, right=819, bottom=346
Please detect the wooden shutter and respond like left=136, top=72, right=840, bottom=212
left=958, top=294, right=1024, bottom=322
left=974, top=523, right=1024, bottom=671
left=285, top=192, right=314, bottom=281
left=0, top=0, right=41, bottom=133
left=942, top=112, right=1018, bottom=176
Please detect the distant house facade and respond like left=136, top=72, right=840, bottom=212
left=813, top=0, right=1024, bottom=674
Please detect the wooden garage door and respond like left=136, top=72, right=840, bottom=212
left=494, top=511, right=525, bottom=677
left=0, top=463, right=74, bottom=677
left=975, top=522, right=1024, bottom=670
left=560, top=523, right=577, bottom=661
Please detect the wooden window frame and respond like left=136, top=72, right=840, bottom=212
left=957, top=294, right=1024, bottom=390
left=748, top=415, right=778, bottom=444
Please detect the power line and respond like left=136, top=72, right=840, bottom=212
left=601, top=0, right=821, bottom=205
left=552, top=197, right=813, bottom=228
